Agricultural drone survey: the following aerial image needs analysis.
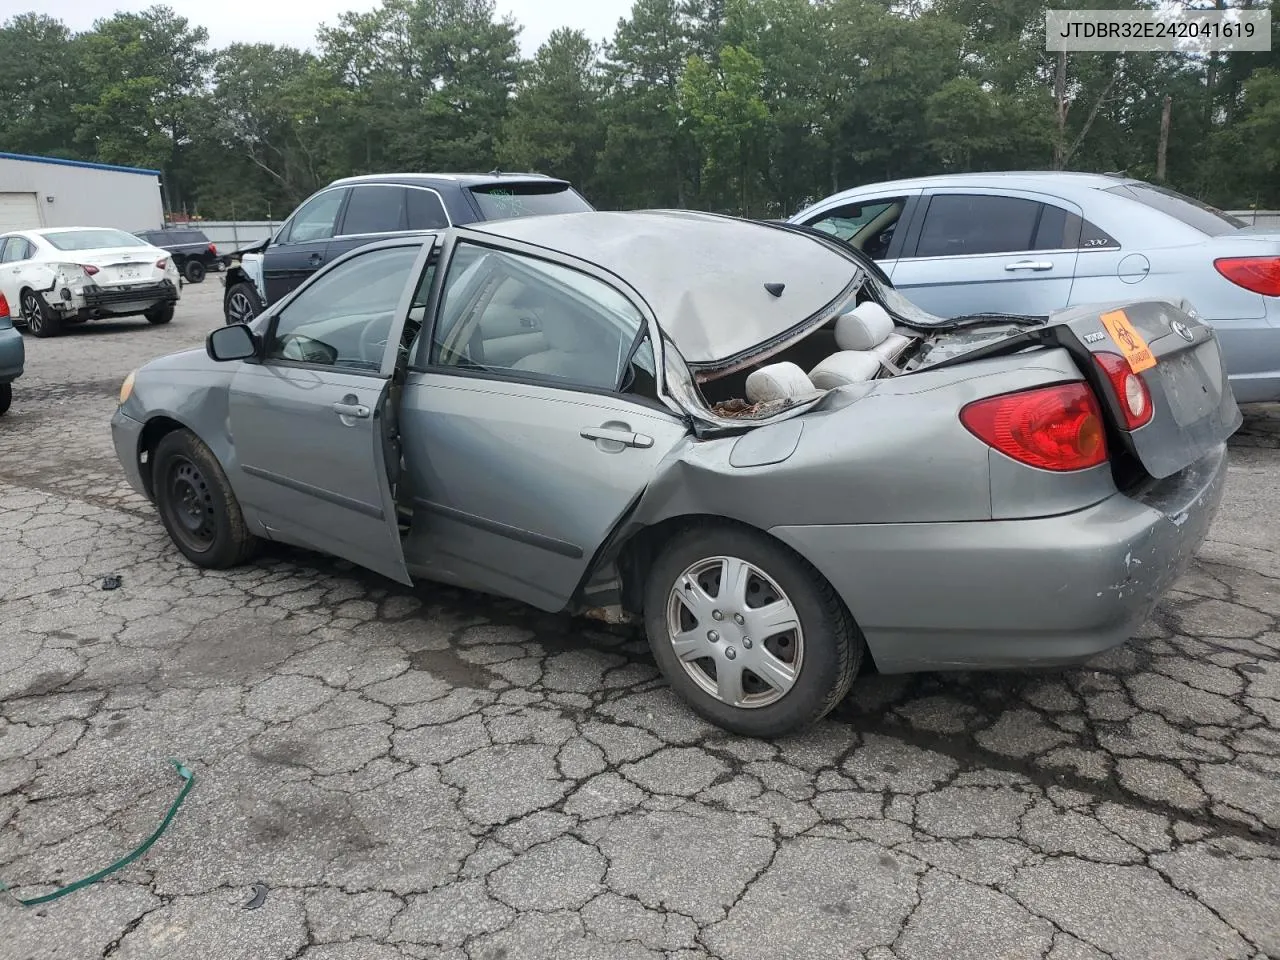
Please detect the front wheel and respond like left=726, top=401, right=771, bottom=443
left=183, top=259, right=206, bottom=283
left=643, top=523, right=862, bottom=738
left=145, top=303, right=175, bottom=325
left=0, top=382, right=11, bottom=416
left=152, top=429, right=259, bottom=569
left=224, top=282, right=264, bottom=325
left=20, top=289, right=60, bottom=338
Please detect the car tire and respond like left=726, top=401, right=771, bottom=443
left=152, top=429, right=260, bottom=569
left=642, top=522, right=862, bottom=737
left=0, top=382, right=11, bottom=416
left=225, top=282, right=264, bottom=325
left=183, top=260, right=206, bottom=283
left=19, top=289, right=61, bottom=338
left=145, top=303, right=175, bottom=325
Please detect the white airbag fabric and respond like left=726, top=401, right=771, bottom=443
left=809, top=350, right=881, bottom=389
left=745, top=362, right=816, bottom=403
left=835, top=302, right=894, bottom=351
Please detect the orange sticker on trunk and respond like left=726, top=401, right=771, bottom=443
left=1099, top=309, right=1156, bottom=373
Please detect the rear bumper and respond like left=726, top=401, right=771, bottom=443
left=770, top=443, right=1229, bottom=673
left=111, top=409, right=150, bottom=499
left=80, top=280, right=180, bottom=311
left=0, top=325, right=24, bottom=382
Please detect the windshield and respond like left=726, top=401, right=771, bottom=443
left=469, top=182, right=593, bottom=220
left=1104, top=183, right=1244, bottom=237
left=44, top=229, right=149, bottom=251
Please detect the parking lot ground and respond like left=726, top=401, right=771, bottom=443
left=1, top=280, right=1278, bottom=960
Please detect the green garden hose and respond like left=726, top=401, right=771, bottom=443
left=1, top=759, right=194, bottom=907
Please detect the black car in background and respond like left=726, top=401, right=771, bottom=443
left=134, top=227, right=226, bottom=284
left=221, top=172, right=595, bottom=325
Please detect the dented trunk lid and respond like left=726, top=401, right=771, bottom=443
left=918, top=298, right=1242, bottom=481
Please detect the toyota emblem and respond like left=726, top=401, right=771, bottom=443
left=1171, top=319, right=1194, bottom=342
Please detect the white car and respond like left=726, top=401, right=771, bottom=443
left=0, top=227, right=183, bottom=338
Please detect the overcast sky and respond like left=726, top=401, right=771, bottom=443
left=0, top=0, right=634, bottom=56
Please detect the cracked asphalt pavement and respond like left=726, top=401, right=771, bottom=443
left=2, top=281, right=1279, bottom=960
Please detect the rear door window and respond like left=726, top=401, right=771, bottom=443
left=341, top=185, right=408, bottom=236
left=469, top=182, right=593, bottom=220
left=915, top=194, right=1043, bottom=257
left=1104, top=183, right=1243, bottom=236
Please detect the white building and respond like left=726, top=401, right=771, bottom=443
left=0, top=152, right=165, bottom=234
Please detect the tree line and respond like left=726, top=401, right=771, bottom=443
left=1, top=0, right=1277, bottom=222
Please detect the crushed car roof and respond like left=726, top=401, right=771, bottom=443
left=466, top=210, right=859, bottom=365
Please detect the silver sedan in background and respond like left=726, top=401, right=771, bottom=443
left=790, top=172, right=1280, bottom=402
left=111, top=211, right=1239, bottom=736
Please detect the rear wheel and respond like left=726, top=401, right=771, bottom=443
left=20, top=289, right=60, bottom=338
left=0, top=383, right=11, bottom=416
left=145, top=303, right=175, bottom=325
left=182, top=259, right=206, bottom=283
left=152, top=429, right=259, bottom=568
left=225, top=282, right=264, bottom=325
left=643, top=523, right=862, bottom=737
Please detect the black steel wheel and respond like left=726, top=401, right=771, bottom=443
left=151, top=429, right=259, bottom=568
left=183, top=259, right=206, bottom=283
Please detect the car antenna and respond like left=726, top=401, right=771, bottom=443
left=764, top=282, right=785, bottom=298
left=489, top=168, right=502, bottom=176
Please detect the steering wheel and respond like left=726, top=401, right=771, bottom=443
left=358, top=315, right=392, bottom=368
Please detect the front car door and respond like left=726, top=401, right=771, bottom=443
left=262, top=187, right=349, bottom=305
left=397, top=234, right=691, bottom=613
left=226, top=238, right=438, bottom=584
left=795, top=191, right=922, bottom=270
left=887, top=189, right=1084, bottom=317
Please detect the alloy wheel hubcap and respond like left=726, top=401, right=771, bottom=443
left=22, top=294, right=41, bottom=332
left=666, top=555, right=804, bottom=709
left=228, top=293, right=255, bottom=324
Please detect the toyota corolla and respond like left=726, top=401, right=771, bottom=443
left=111, top=211, right=1240, bottom=736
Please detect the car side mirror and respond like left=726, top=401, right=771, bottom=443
left=207, top=323, right=259, bottom=362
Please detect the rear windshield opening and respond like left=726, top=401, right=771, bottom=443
left=45, top=229, right=148, bottom=251
left=1104, top=183, right=1245, bottom=237
left=469, top=182, right=593, bottom=220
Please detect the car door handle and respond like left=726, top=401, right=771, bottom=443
left=580, top=426, right=654, bottom=449
left=333, top=401, right=370, bottom=419
left=307, top=252, right=323, bottom=265
left=1004, top=260, right=1053, bottom=271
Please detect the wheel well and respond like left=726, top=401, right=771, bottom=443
left=614, top=512, right=878, bottom=672
left=137, top=416, right=186, bottom=499
left=614, top=514, right=794, bottom=613
left=223, top=266, right=250, bottom=293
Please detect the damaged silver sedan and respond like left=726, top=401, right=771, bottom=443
left=110, top=211, right=1241, bottom=736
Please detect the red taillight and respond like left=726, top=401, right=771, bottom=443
left=81, top=264, right=99, bottom=276
left=1214, top=257, right=1280, bottom=297
left=960, top=382, right=1108, bottom=472
left=156, top=258, right=168, bottom=269
left=1094, top=351, right=1154, bottom=430
left=208, top=243, right=217, bottom=255
left=0, top=293, right=9, bottom=319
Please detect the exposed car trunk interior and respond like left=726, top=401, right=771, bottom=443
left=691, top=284, right=918, bottom=415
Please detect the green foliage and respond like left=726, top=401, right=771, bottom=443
left=0, top=0, right=1275, bottom=219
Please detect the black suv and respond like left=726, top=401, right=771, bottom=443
left=135, top=227, right=226, bottom=284
left=221, top=172, right=594, bottom=325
